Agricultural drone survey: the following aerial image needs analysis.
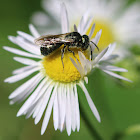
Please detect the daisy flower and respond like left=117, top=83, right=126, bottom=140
left=4, top=4, right=130, bottom=136
left=31, top=0, right=140, bottom=57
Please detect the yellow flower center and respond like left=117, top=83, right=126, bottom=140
left=87, top=18, right=117, bottom=51
left=42, top=47, right=88, bottom=83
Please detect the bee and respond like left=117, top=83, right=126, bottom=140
left=35, top=31, right=99, bottom=68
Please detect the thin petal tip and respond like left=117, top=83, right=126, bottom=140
left=97, top=116, right=101, bottom=123
left=8, top=95, right=13, bottom=99
left=34, top=119, right=38, bottom=125
left=16, top=113, right=20, bottom=117
left=3, top=46, right=7, bottom=50
left=41, top=129, right=45, bottom=135
left=4, top=78, right=8, bottom=83
left=29, top=24, right=33, bottom=28
left=17, top=110, right=23, bottom=117
left=34, top=119, right=39, bottom=125
left=17, top=31, right=21, bottom=34
left=99, top=29, right=102, bottom=34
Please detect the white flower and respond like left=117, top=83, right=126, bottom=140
left=4, top=4, right=100, bottom=136
left=31, top=0, right=140, bottom=58
left=4, top=3, right=130, bottom=136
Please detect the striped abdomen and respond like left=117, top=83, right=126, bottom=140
left=40, top=43, right=63, bottom=56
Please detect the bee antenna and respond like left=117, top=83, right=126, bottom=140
left=90, top=45, right=93, bottom=60
left=90, top=41, right=99, bottom=51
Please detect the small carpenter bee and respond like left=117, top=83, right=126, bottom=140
left=35, top=31, right=99, bottom=68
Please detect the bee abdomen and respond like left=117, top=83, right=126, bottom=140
left=40, top=47, right=50, bottom=56
left=40, top=43, right=63, bottom=56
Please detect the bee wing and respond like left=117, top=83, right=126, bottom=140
left=34, top=33, right=71, bottom=46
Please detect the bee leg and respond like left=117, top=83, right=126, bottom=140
left=61, top=45, right=66, bottom=69
left=90, top=45, right=93, bottom=60
left=67, top=47, right=79, bottom=61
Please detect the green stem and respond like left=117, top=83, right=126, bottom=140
left=80, top=103, right=103, bottom=140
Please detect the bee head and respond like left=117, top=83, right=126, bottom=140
left=81, top=35, right=89, bottom=50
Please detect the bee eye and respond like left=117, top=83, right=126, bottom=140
left=82, top=38, right=85, bottom=43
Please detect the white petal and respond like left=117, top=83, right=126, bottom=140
left=17, top=78, right=47, bottom=116
left=32, top=80, right=53, bottom=118
left=66, top=85, right=72, bottom=136
left=88, top=23, right=95, bottom=39
left=79, top=81, right=101, bottom=122
left=57, top=85, right=62, bottom=131
left=70, top=84, right=76, bottom=132
left=22, top=89, right=45, bottom=116
left=60, top=84, right=66, bottom=131
left=82, top=17, right=93, bottom=35
left=79, top=12, right=92, bottom=35
left=3, top=46, right=42, bottom=59
left=78, top=51, right=92, bottom=74
left=92, top=29, right=102, bottom=44
left=25, top=100, right=41, bottom=119
left=25, top=108, right=35, bottom=119
left=32, top=96, right=44, bottom=119
left=78, top=57, right=87, bottom=75
left=100, top=43, right=116, bottom=60
left=53, top=87, right=59, bottom=130
left=17, top=79, right=46, bottom=114
left=12, top=65, right=36, bottom=75
left=10, top=81, right=40, bottom=105
left=61, top=3, right=69, bottom=33
left=8, top=36, right=40, bottom=55
left=102, top=54, right=118, bottom=61
left=70, top=57, right=84, bottom=77
left=33, top=78, right=52, bottom=104
left=92, top=47, right=109, bottom=65
left=41, top=85, right=57, bottom=135
left=84, top=77, right=88, bottom=84
left=13, top=57, right=38, bottom=66
left=100, top=65, right=128, bottom=72
left=9, top=73, right=42, bottom=99
left=17, top=31, right=35, bottom=43
left=102, top=70, right=132, bottom=82
left=10, top=74, right=43, bottom=105
left=78, top=51, right=86, bottom=68
left=35, top=84, right=54, bottom=124
left=76, top=58, right=87, bottom=75
left=78, top=16, right=84, bottom=34
left=74, top=84, right=80, bottom=131
left=29, top=24, right=40, bottom=38
left=5, top=67, right=40, bottom=83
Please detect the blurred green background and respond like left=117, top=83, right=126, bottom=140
left=0, top=0, right=140, bottom=140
